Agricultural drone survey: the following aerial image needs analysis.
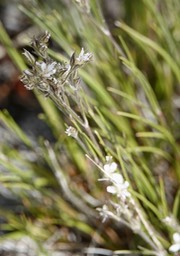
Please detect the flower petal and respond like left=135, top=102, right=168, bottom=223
left=107, top=185, right=117, bottom=194
left=173, top=233, right=180, bottom=243
left=111, top=173, right=123, bottom=184
left=104, top=162, right=117, bottom=173
left=169, top=243, right=180, bottom=253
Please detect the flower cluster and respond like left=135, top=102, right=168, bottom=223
left=21, top=32, right=93, bottom=100
left=169, top=233, right=180, bottom=254
left=102, top=156, right=130, bottom=201
left=96, top=156, right=141, bottom=231
left=76, top=48, right=92, bottom=65
left=21, top=60, right=58, bottom=94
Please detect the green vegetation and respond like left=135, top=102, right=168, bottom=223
left=0, top=0, right=179, bottom=255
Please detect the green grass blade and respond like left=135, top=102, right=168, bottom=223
left=116, top=21, right=180, bottom=81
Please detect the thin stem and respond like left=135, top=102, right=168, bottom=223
left=86, top=14, right=126, bottom=58
left=134, top=200, right=167, bottom=255
left=45, top=140, right=96, bottom=219
left=49, top=91, right=84, bottom=126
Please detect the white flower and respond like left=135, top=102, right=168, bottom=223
left=103, top=156, right=117, bottom=173
left=169, top=232, right=180, bottom=253
left=65, top=126, right=78, bottom=139
left=104, top=162, right=117, bottom=173
left=76, top=48, right=93, bottom=65
left=107, top=176, right=130, bottom=200
left=103, top=156, right=130, bottom=200
left=106, top=185, right=117, bottom=194
left=36, top=61, right=57, bottom=78
left=111, top=173, right=124, bottom=184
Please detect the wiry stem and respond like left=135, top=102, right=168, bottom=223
left=45, top=140, right=96, bottom=219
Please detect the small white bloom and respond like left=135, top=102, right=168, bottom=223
left=65, top=126, right=78, bottom=139
left=107, top=172, right=130, bottom=200
left=169, top=232, right=180, bottom=253
left=104, top=162, right=117, bottom=173
left=120, top=187, right=131, bottom=201
left=104, top=156, right=117, bottom=171
left=107, top=183, right=130, bottom=199
left=36, top=61, right=57, bottom=78
left=111, top=173, right=124, bottom=184
left=173, top=233, right=180, bottom=244
left=169, top=243, right=180, bottom=253
left=76, top=48, right=93, bottom=64
left=102, top=156, right=130, bottom=200
left=107, top=185, right=117, bottom=194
